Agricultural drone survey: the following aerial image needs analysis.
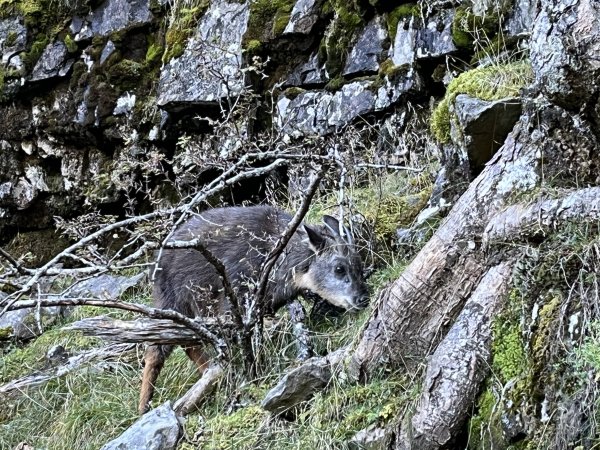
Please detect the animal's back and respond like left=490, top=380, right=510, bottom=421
left=153, top=205, right=293, bottom=317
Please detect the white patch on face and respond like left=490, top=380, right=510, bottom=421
left=293, top=271, right=357, bottom=310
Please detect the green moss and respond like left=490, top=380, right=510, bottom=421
left=107, top=59, right=144, bottom=90
left=282, top=86, right=306, bottom=99
left=163, top=0, right=210, bottom=63
left=5, top=30, right=17, bottom=46
left=430, top=61, right=533, bottom=143
left=243, top=0, right=294, bottom=47
left=21, top=35, right=49, bottom=71
left=324, top=76, right=345, bottom=91
left=492, top=290, right=527, bottom=384
left=145, top=43, right=163, bottom=65
left=386, top=3, right=419, bottom=40
left=64, top=34, right=77, bottom=53
left=451, top=6, right=500, bottom=50
left=321, top=0, right=363, bottom=76
left=245, top=39, right=262, bottom=53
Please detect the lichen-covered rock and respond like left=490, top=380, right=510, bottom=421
left=100, top=402, right=181, bottom=450
left=157, top=0, right=249, bottom=107
left=72, top=0, right=153, bottom=40
left=0, top=16, right=27, bottom=66
left=390, top=17, right=417, bottom=67
left=30, top=42, right=73, bottom=82
left=342, top=16, right=387, bottom=76
left=451, top=94, right=522, bottom=173
left=416, top=10, right=456, bottom=59
left=278, top=75, right=418, bottom=136
left=530, top=0, right=600, bottom=110
left=283, top=0, right=323, bottom=35
left=348, top=424, right=393, bottom=450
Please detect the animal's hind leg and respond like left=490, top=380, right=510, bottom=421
left=139, top=344, right=173, bottom=415
left=184, top=345, right=211, bottom=374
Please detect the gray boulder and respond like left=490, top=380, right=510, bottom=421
left=100, top=402, right=181, bottom=450
left=0, top=16, right=27, bottom=66
left=451, top=94, right=522, bottom=173
left=390, top=17, right=417, bottom=67
left=283, top=0, right=323, bottom=35
left=286, top=52, right=328, bottom=86
left=530, top=0, right=600, bottom=110
left=0, top=293, right=64, bottom=340
left=157, top=0, right=249, bottom=107
left=72, top=0, right=152, bottom=40
left=30, top=42, right=73, bottom=82
left=65, top=273, right=146, bottom=299
left=277, top=75, right=418, bottom=136
left=343, top=16, right=387, bottom=76
left=416, top=10, right=456, bottom=59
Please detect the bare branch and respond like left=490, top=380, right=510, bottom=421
left=254, top=166, right=326, bottom=313
left=0, top=343, right=135, bottom=397
left=173, top=363, right=224, bottom=416
left=5, top=297, right=227, bottom=355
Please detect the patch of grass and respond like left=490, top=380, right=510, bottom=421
left=430, top=60, right=533, bottom=143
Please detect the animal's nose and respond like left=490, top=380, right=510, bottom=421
left=356, top=291, right=370, bottom=309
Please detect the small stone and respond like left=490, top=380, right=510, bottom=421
left=100, top=402, right=181, bottom=450
left=343, top=16, right=387, bottom=76
left=30, top=42, right=69, bottom=82
left=283, top=0, right=322, bottom=35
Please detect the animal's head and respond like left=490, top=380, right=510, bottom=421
left=296, top=215, right=369, bottom=311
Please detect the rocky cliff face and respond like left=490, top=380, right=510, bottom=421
left=0, top=0, right=533, bottom=252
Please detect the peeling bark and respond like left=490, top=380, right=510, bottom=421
left=483, top=187, right=600, bottom=244
left=349, top=119, right=540, bottom=380
left=399, top=262, right=512, bottom=449
left=64, top=315, right=229, bottom=345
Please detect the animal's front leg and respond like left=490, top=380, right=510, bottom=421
left=287, top=299, right=314, bottom=360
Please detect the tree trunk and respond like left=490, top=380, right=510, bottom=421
left=347, top=0, right=600, bottom=447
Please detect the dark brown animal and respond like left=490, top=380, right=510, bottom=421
left=139, top=205, right=368, bottom=414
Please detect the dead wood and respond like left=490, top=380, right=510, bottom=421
left=399, top=262, right=512, bottom=449
left=64, top=315, right=231, bottom=345
left=173, top=363, right=224, bottom=416
left=483, top=186, right=600, bottom=244
left=0, top=343, right=135, bottom=397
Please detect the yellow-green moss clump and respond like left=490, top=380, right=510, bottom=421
left=430, top=61, right=533, bottom=143
left=317, top=0, right=363, bottom=77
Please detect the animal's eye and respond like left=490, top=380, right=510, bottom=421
left=335, top=266, right=345, bottom=275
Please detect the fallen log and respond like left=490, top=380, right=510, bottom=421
left=64, top=315, right=230, bottom=346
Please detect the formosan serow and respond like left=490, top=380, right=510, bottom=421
left=139, top=205, right=369, bottom=414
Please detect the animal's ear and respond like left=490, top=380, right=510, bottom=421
left=322, top=215, right=341, bottom=238
left=323, top=215, right=353, bottom=245
left=304, top=225, right=327, bottom=254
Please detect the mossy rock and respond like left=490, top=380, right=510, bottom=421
left=386, top=3, right=420, bottom=41
left=320, top=0, right=363, bottom=77
left=430, top=61, right=533, bottom=143
left=162, top=0, right=210, bottom=63
left=243, top=0, right=295, bottom=47
left=107, top=59, right=144, bottom=91
left=451, top=6, right=500, bottom=50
